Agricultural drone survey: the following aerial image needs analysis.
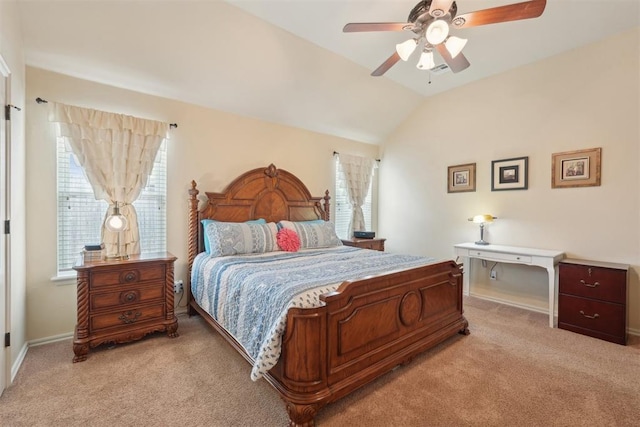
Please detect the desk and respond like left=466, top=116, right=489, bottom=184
left=453, top=243, right=565, bottom=327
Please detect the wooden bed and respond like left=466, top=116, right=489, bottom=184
left=187, top=164, right=469, bottom=426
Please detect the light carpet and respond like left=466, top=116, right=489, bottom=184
left=1, top=296, right=638, bottom=426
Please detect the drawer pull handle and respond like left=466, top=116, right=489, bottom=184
left=580, top=280, right=600, bottom=288
left=119, top=310, right=142, bottom=324
left=124, top=273, right=136, bottom=282
left=579, top=310, right=600, bottom=320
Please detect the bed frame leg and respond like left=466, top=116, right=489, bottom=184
left=286, top=402, right=322, bottom=427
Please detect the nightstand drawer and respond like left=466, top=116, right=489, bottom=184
left=558, top=294, right=625, bottom=339
left=90, top=265, right=165, bottom=289
left=90, top=283, right=165, bottom=310
left=559, top=263, right=626, bottom=303
left=341, top=238, right=385, bottom=251
left=356, top=240, right=384, bottom=251
left=90, top=303, right=166, bottom=331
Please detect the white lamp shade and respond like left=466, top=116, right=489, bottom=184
left=396, top=38, right=417, bottom=61
left=416, top=50, right=435, bottom=70
left=445, top=36, right=467, bottom=58
left=105, top=213, right=128, bottom=232
left=425, top=20, right=449, bottom=45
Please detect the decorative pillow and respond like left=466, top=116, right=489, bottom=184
left=204, top=221, right=277, bottom=257
left=278, top=220, right=342, bottom=249
left=276, top=228, right=301, bottom=252
left=275, top=219, right=324, bottom=230
left=202, top=219, right=266, bottom=254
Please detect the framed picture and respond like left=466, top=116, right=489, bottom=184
left=552, top=147, right=601, bottom=188
left=447, top=163, right=476, bottom=193
left=491, top=156, right=528, bottom=191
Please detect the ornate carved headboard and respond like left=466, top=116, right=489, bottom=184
left=187, top=164, right=331, bottom=274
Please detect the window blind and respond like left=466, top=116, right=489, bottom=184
left=334, top=157, right=374, bottom=240
left=56, top=139, right=167, bottom=273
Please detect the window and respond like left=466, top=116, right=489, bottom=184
left=334, top=157, right=375, bottom=240
left=56, top=139, right=167, bottom=274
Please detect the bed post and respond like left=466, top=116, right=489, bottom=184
left=323, top=190, right=330, bottom=221
left=187, top=180, right=199, bottom=316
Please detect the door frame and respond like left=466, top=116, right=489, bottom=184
left=0, top=53, right=11, bottom=395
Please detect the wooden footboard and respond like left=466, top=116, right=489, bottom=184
left=264, top=260, right=467, bottom=426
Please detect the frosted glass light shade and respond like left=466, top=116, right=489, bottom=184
left=416, top=50, right=435, bottom=70
left=425, top=20, right=449, bottom=45
left=396, top=38, right=417, bottom=61
left=470, top=214, right=496, bottom=224
left=445, top=36, right=467, bottom=58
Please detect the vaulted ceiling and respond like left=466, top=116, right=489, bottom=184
left=18, top=0, right=640, bottom=144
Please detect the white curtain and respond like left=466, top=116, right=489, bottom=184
left=50, top=102, right=169, bottom=256
left=337, top=153, right=377, bottom=237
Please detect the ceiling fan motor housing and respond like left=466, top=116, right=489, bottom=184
left=408, top=0, right=457, bottom=23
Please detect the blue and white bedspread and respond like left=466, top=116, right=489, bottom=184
left=191, top=246, right=436, bottom=380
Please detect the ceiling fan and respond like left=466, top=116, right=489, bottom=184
left=343, top=0, right=547, bottom=76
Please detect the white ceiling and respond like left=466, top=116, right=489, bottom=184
left=18, top=0, right=640, bottom=144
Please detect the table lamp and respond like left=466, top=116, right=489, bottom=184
left=468, top=214, right=497, bottom=245
left=105, top=202, right=129, bottom=260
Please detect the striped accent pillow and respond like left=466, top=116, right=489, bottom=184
left=204, top=221, right=278, bottom=257
left=278, top=221, right=342, bottom=249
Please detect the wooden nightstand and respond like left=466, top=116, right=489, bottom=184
left=558, top=259, right=628, bottom=345
left=341, top=237, right=386, bottom=251
left=72, top=252, right=179, bottom=362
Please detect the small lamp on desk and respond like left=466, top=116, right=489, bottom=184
left=468, top=214, right=497, bottom=245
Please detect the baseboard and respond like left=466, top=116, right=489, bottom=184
left=11, top=342, right=28, bottom=383
left=468, top=293, right=639, bottom=337
left=29, top=331, right=74, bottom=347
left=468, top=292, right=550, bottom=315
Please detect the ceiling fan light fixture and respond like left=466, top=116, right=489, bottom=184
left=396, top=38, right=418, bottom=61
left=445, top=36, right=467, bottom=58
left=425, top=20, right=449, bottom=45
left=416, top=50, right=435, bottom=70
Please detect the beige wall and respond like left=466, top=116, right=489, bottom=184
left=379, top=28, right=640, bottom=332
left=0, top=0, right=27, bottom=377
left=24, top=67, right=379, bottom=341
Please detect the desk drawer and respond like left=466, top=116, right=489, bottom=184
left=559, top=264, right=626, bottom=303
left=558, top=294, right=625, bottom=339
left=469, top=250, right=532, bottom=264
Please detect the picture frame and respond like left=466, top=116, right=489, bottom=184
left=447, top=163, right=476, bottom=193
left=552, top=147, right=601, bottom=188
left=491, top=156, right=528, bottom=191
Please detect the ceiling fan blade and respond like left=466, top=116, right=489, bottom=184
left=428, top=0, right=454, bottom=18
left=343, top=22, right=414, bottom=32
left=435, top=44, right=470, bottom=74
left=452, top=0, right=546, bottom=29
left=371, top=52, right=402, bottom=76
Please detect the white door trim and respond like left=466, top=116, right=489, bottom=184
left=0, top=53, right=11, bottom=395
